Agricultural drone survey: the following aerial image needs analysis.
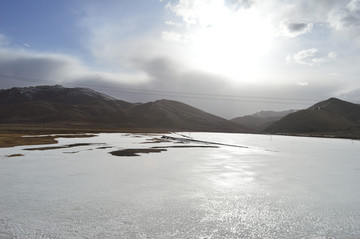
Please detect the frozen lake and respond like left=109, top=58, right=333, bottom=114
left=1, top=132, right=360, bottom=238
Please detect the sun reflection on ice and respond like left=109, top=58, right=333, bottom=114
left=205, top=148, right=259, bottom=188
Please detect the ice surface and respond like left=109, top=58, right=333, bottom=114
left=1, top=133, right=360, bottom=238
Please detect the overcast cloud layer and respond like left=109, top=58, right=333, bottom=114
left=1, top=0, right=360, bottom=118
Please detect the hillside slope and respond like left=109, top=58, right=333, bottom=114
left=128, top=99, right=247, bottom=132
left=0, top=85, right=247, bottom=132
left=309, top=98, right=360, bottom=123
left=266, top=98, right=360, bottom=135
left=0, top=85, right=131, bottom=127
left=231, top=110, right=296, bottom=132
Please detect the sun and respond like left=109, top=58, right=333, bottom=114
left=190, top=5, right=273, bottom=80
left=166, top=0, right=274, bottom=82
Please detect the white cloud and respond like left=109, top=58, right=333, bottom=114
left=165, top=21, right=182, bottom=27
left=166, top=0, right=227, bottom=26
left=161, top=31, right=186, bottom=42
left=0, top=34, right=9, bottom=46
left=288, top=48, right=336, bottom=66
left=328, top=0, right=360, bottom=43
left=3, top=0, right=360, bottom=117
left=75, top=0, right=359, bottom=103
left=328, top=52, right=337, bottom=59
left=225, top=0, right=254, bottom=10
left=328, top=72, right=340, bottom=77
left=297, top=81, right=309, bottom=86
left=348, top=0, right=360, bottom=11
left=78, top=0, right=356, bottom=85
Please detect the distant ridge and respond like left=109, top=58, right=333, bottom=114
left=0, top=85, right=248, bottom=132
left=266, top=98, right=360, bottom=137
left=127, top=99, right=243, bottom=132
left=231, top=109, right=296, bottom=132
left=309, top=98, right=360, bottom=122
left=3, top=86, right=359, bottom=137
left=0, top=85, right=117, bottom=105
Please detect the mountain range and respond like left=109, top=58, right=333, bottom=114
left=266, top=97, right=360, bottom=137
left=0, top=85, right=247, bottom=132
left=231, top=109, right=296, bottom=132
left=1, top=85, right=360, bottom=138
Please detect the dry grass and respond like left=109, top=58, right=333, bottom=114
left=0, top=124, right=170, bottom=135
left=0, top=134, right=104, bottom=148
left=0, top=134, right=58, bottom=148
left=0, top=124, right=170, bottom=148
left=6, top=154, right=24, bottom=158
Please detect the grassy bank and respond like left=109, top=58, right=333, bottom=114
left=0, top=124, right=170, bottom=148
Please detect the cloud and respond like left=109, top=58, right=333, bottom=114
left=329, top=0, right=360, bottom=29
left=0, top=34, right=9, bottom=46
left=161, top=31, right=187, bottom=42
left=127, top=56, right=331, bottom=117
left=288, top=23, right=309, bottom=32
left=3, top=0, right=360, bottom=117
left=133, top=56, right=226, bottom=90
left=280, top=22, right=313, bottom=37
left=287, top=48, right=336, bottom=66
left=0, top=46, right=348, bottom=118
left=0, top=48, right=149, bottom=89
left=297, top=81, right=309, bottom=86
left=166, top=0, right=229, bottom=26
left=0, top=49, right=82, bottom=83
left=225, top=0, right=254, bottom=10
left=328, top=0, right=360, bottom=42
left=165, top=21, right=182, bottom=27
left=272, top=0, right=343, bottom=22
left=339, top=87, right=360, bottom=103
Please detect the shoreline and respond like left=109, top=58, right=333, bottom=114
left=0, top=124, right=171, bottom=148
left=1, top=124, right=359, bottom=148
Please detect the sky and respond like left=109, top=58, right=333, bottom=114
left=1, top=0, right=360, bottom=118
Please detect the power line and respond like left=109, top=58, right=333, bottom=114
left=0, top=73, right=321, bottom=105
left=69, top=82, right=318, bottom=103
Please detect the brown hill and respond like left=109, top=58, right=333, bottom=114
left=309, top=97, right=360, bottom=123
left=0, top=85, right=247, bottom=132
left=231, top=110, right=296, bottom=132
left=127, top=99, right=245, bottom=132
left=0, top=85, right=131, bottom=127
left=266, top=98, right=360, bottom=135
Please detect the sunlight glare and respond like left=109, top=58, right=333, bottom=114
left=185, top=1, right=274, bottom=81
